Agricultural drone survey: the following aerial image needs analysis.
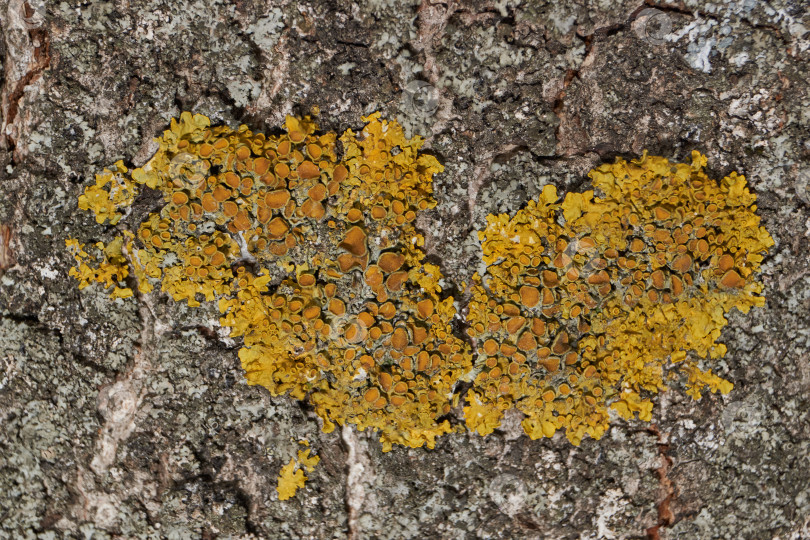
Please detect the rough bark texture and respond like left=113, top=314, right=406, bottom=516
left=1, top=1, right=809, bottom=538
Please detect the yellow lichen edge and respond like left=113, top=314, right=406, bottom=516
left=65, top=234, right=134, bottom=299
left=66, top=110, right=773, bottom=452
left=466, top=150, right=773, bottom=445
left=78, top=160, right=137, bottom=225
left=277, top=458, right=306, bottom=501
left=277, top=446, right=320, bottom=501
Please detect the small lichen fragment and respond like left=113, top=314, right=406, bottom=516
left=65, top=235, right=133, bottom=299
left=276, top=445, right=320, bottom=501
left=277, top=458, right=307, bottom=501
left=297, top=447, right=320, bottom=473
left=78, top=160, right=138, bottom=225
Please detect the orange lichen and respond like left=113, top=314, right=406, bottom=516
left=67, top=110, right=772, bottom=452
left=68, top=111, right=470, bottom=451
left=466, top=151, right=773, bottom=445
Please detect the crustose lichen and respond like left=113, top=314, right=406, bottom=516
left=67, top=112, right=773, bottom=462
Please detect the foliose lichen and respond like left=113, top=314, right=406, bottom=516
left=67, top=112, right=773, bottom=453
left=465, top=151, right=774, bottom=445
left=68, top=111, right=469, bottom=451
left=277, top=441, right=320, bottom=501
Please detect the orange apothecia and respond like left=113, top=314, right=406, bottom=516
left=68, top=112, right=773, bottom=456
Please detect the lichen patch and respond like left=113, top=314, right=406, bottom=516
left=67, top=113, right=772, bottom=452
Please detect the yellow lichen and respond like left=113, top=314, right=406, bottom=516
left=78, top=160, right=138, bottom=225
left=297, top=447, right=320, bottom=472
left=69, top=111, right=470, bottom=452
left=466, top=151, right=773, bottom=445
left=66, top=235, right=133, bottom=299
left=67, top=111, right=772, bottom=452
left=277, top=441, right=320, bottom=501
left=277, top=459, right=307, bottom=501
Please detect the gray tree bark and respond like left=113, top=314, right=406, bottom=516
left=1, top=1, right=808, bottom=538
